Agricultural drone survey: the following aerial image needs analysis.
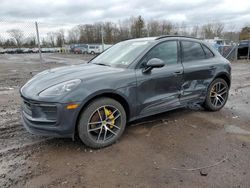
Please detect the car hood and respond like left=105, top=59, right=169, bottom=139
left=21, top=63, right=124, bottom=99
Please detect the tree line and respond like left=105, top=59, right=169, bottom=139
left=0, top=15, right=249, bottom=48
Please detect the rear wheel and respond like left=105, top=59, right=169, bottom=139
left=204, top=78, right=229, bottom=111
left=78, top=97, right=126, bottom=148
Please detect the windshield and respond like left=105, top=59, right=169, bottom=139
left=90, top=40, right=152, bottom=67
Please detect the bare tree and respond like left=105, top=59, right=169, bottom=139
left=201, top=22, right=225, bottom=39
left=55, top=29, right=65, bottom=47
left=3, top=16, right=239, bottom=47
left=223, top=24, right=239, bottom=42
left=179, top=22, right=189, bottom=35
left=147, top=20, right=161, bottom=36
left=239, top=26, right=250, bottom=40
left=41, top=38, right=49, bottom=47
left=201, top=23, right=214, bottom=38
left=47, top=32, right=56, bottom=47
left=130, top=15, right=145, bottom=38
left=118, top=19, right=131, bottom=40
left=7, top=29, right=24, bottom=48
left=172, top=23, right=180, bottom=35
left=103, top=22, right=114, bottom=43
left=191, top=25, right=199, bottom=37
left=93, top=23, right=102, bottom=43
left=4, top=39, right=16, bottom=48
left=24, top=36, right=36, bottom=47
left=161, top=20, right=173, bottom=35
left=67, top=26, right=80, bottom=43
left=78, top=24, right=96, bottom=43
left=0, top=35, right=3, bottom=46
left=214, top=22, right=224, bottom=37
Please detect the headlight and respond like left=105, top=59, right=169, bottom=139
left=39, top=79, right=81, bottom=97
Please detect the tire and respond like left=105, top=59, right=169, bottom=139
left=78, top=97, right=126, bottom=148
left=204, top=78, right=229, bottom=111
left=91, top=51, right=95, bottom=55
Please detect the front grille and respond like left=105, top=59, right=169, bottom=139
left=22, top=99, right=57, bottom=122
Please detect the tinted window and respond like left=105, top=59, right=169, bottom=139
left=142, top=41, right=178, bottom=66
left=202, top=45, right=214, bottom=58
left=182, top=41, right=205, bottom=62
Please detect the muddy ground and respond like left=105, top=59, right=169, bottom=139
left=0, top=53, right=250, bottom=188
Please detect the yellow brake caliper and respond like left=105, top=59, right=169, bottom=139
left=104, top=107, right=115, bottom=128
left=211, top=86, right=216, bottom=97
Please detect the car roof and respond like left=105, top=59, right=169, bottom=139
left=156, top=35, right=199, bottom=40
left=127, top=35, right=202, bottom=43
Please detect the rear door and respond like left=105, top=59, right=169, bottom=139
left=180, top=40, right=216, bottom=103
left=136, top=40, right=184, bottom=116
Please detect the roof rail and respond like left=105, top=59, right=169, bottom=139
left=156, top=35, right=199, bottom=40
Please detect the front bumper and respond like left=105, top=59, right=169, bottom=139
left=21, top=97, right=80, bottom=138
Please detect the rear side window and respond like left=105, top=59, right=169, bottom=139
left=181, top=41, right=205, bottom=62
left=202, top=45, right=214, bottom=58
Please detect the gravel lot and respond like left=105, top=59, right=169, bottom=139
left=0, top=53, right=250, bottom=188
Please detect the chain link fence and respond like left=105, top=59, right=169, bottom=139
left=0, top=20, right=37, bottom=52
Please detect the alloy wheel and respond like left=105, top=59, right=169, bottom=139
left=210, top=81, right=228, bottom=108
left=87, top=105, right=121, bottom=143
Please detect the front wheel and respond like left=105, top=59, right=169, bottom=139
left=78, top=97, right=126, bottom=148
left=204, top=78, right=229, bottom=111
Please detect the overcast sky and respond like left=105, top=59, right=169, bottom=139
left=0, top=0, right=250, bottom=38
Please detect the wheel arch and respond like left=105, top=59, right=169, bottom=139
left=73, top=91, right=130, bottom=140
left=214, top=72, right=231, bottom=88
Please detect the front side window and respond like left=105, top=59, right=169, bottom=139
left=141, top=41, right=178, bottom=67
left=181, top=41, right=206, bottom=62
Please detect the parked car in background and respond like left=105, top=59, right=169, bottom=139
left=41, top=48, right=60, bottom=53
left=87, top=44, right=113, bottom=54
left=87, top=44, right=101, bottom=54
left=20, top=36, right=231, bottom=148
left=74, top=46, right=87, bottom=54
left=32, top=48, right=39, bottom=53
left=0, top=48, right=5, bottom=54
left=70, top=44, right=88, bottom=53
left=22, top=48, right=33, bottom=53
left=5, top=48, right=17, bottom=54
left=238, top=40, right=250, bottom=59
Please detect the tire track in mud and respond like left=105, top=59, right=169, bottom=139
left=0, top=118, right=52, bottom=156
left=0, top=138, right=53, bottom=155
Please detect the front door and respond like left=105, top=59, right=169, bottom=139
left=136, top=40, right=184, bottom=116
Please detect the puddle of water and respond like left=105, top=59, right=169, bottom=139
left=224, top=125, right=250, bottom=135
left=0, top=87, right=14, bottom=91
left=235, top=135, right=250, bottom=142
left=225, top=125, right=250, bottom=142
left=0, top=87, right=16, bottom=95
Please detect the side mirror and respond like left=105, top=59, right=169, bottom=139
left=143, top=58, right=165, bottom=73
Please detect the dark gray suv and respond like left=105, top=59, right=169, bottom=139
left=20, top=36, right=231, bottom=148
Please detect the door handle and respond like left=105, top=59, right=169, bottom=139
left=173, top=71, right=183, bottom=75
left=209, top=65, right=216, bottom=69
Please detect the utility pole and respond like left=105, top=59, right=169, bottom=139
left=101, top=25, right=104, bottom=52
left=248, top=32, right=250, bottom=62
left=35, top=22, right=42, bottom=63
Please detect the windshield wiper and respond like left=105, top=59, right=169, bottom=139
left=93, top=63, right=110, bottom=67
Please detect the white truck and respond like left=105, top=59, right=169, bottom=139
left=87, top=44, right=112, bottom=54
